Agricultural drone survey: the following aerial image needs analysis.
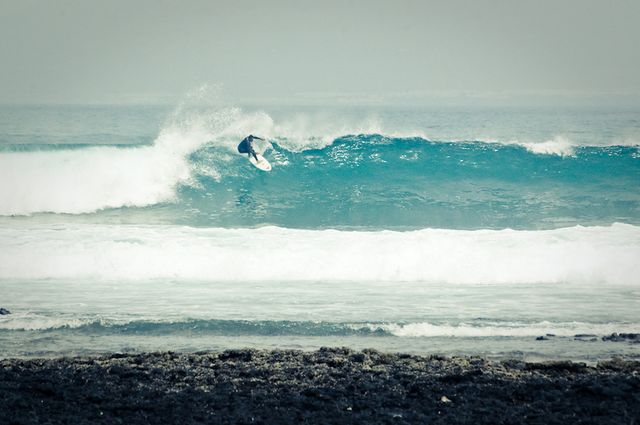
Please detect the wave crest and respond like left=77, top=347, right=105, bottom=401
left=1, top=105, right=638, bottom=216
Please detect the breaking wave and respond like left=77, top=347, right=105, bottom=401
left=0, top=107, right=638, bottom=224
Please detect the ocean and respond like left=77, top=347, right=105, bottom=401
left=1, top=103, right=639, bottom=361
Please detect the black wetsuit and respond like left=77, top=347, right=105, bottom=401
left=237, top=135, right=263, bottom=161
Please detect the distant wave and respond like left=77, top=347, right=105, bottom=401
left=0, top=223, right=638, bottom=284
left=1, top=315, right=638, bottom=337
left=0, top=104, right=640, bottom=216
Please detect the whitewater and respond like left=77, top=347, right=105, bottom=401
left=1, top=224, right=639, bottom=284
left=0, top=103, right=639, bottom=359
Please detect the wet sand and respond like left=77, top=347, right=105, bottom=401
left=1, top=348, right=639, bottom=424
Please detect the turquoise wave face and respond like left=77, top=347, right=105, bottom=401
left=0, top=319, right=387, bottom=336
left=1, top=134, right=638, bottom=228
left=178, top=136, right=640, bottom=229
left=2, top=105, right=639, bottom=229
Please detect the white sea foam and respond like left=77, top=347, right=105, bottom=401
left=369, top=321, right=640, bottom=337
left=0, top=312, right=148, bottom=331
left=422, top=136, right=578, bottom=156
left=0, top=223, right=638, bottom=284
left=0, top=312, right=92, bottom=331
left=0, top=145, right=187, bottom=215
left=518, top=136, right=576, bottom=156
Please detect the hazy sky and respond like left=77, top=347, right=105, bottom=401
left=1, top=0, right=639, bottom=104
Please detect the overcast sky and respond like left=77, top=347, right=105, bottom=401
left=1, top=0, right=639, bottom=104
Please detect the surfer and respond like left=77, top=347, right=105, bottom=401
left=238, top=135, right=264, bottom=162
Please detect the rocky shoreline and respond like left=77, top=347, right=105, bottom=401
left=1, top=348, right=639, bottom=424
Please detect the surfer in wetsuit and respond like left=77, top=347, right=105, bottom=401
left=238, top=135, right=264, bottom=161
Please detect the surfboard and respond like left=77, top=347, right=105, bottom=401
left=249, top=153, right=272, bottom=171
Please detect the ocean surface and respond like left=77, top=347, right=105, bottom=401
left=1, top=103, right=639, bottom=360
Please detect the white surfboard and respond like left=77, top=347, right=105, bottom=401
left=249, top=153, right=272, bottom=171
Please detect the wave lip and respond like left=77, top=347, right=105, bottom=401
left=0, top=223, right=638, bottom=285
left=517, top=136, right=576, bottom=156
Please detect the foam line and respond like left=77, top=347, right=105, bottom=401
left=0, top=223, right=638, bottom=284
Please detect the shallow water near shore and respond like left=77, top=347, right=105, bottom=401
left=1, top=279, right=638, bottom=361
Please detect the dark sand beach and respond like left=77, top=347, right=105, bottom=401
left=1, top=348, right=639, bottom=424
